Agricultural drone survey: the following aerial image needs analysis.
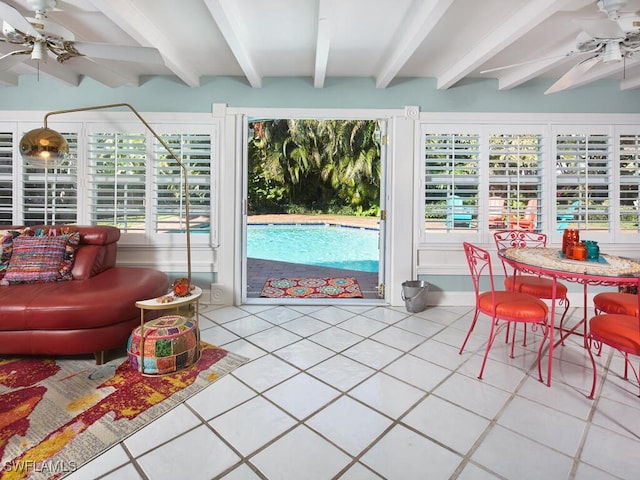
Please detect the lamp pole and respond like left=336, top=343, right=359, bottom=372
left=34, top=102, right=192, bottom=285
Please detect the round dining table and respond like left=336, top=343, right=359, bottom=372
left=497, top=246, right=640, bottom=386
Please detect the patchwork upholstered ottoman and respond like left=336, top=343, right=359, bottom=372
left=127, top=315, right=200, bottom=375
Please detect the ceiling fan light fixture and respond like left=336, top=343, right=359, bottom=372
left=603, top=40, right=623, bottom=62
left=31, top=40, right=47, bottom=61
left=20, top=127, right=68, bottom=168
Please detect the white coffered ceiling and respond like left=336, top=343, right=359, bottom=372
left=2, top=0, right=640, bottom=93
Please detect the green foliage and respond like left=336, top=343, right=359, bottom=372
left=248, top=119, right=381, bottom=215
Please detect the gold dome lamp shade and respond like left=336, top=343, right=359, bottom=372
left=20, top=127, right=69, bottom=169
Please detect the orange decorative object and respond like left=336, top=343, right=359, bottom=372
left=572, top=243, right=587, bottom=261
left=562, top=228, right=579, bottom=254
left=172, top=278, right=191, bottom=297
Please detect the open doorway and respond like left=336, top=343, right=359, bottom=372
left=242, top=117, right=387, bottom=302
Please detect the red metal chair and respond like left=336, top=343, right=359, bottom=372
left=593, top=291, right=638, bottom=317
left=459, top=242, right=549, bottom=380
left=591, top=289, right=639, bottom=379
left=494, top=230, right=570, bottom=344
left=586, top=290, right=640, bottom=398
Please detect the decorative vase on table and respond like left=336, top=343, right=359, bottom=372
left=562, top=229, right=579, bottom=254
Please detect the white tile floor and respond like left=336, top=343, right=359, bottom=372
left=66, top=303, right=640, bottom=480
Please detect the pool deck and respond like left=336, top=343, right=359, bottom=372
left=248, top=214, right=380, bottom=229
left=246, top=214, right=381, bottom=300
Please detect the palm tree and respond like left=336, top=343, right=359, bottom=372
left=248, top=118, right=381, bottom=214
left=324, top=120, right=380, bottom=212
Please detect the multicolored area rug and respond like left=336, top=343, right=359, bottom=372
left=0, top=343, right=248, bottom=480
left=260, top=277, right=363, bottom=298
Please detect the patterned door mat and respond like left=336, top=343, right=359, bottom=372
left=260, top=277, right=363, bottom=298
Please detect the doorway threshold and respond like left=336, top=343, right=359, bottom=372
left=246, top=258, right=383, bottom=302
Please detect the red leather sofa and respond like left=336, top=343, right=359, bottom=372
left=0, top=225, right=169, bottom=364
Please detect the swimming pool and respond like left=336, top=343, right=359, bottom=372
left=247, top=224, right=379, bottom=272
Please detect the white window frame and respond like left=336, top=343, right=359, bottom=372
left=152, top=122, right=219, bottom=247
left=416, top=113, right=640, bottom=253
left=418, top=123, right=548, bottom=244
left=614, top=124, right=640, bottom=240
left=0, top=112, right=219, bottom=251
left=551, top=124, right=613, bottom=242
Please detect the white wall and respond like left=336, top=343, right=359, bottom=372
left=2, top=75, right=640, bottom=306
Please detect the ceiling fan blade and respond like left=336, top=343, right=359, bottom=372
left=480, top=53, right=577, bottom=74
left=544, top=56, right=602, bottom=94
left=72, top=42, right=164, bottom=64
left=576, top=18, right=625, bottom=39
left=0, top=2, right=42, bottom=39
left=479, top=43, right=606, bottom=75
left=0, top=50, right=28, bottom=70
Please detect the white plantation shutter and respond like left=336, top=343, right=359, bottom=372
left=0, top=131, right=12, bottom=224
left=555, top=132, right=611, bottom=233
left=87, top=131, right=146, bottom=233
left=488, top=132, right=544, bottom=230
left=22, top=132, right=78, bottom=225
left=154, top=133, right=211, bottom=234
left=0, top=116, right=217, bottom=249
left=619, top=133, right=640, bottom=234
left=423, top=130, right=479, bottom=232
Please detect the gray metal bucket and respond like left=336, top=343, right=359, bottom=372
left=401, top=280, right=430, bottom=313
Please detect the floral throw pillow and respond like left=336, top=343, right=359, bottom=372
left=29, top=228, right=81, bottom=281
left=0, top=229, right=23, bottom=281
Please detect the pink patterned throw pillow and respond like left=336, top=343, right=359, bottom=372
left=4, top=235, right=69, bottom=284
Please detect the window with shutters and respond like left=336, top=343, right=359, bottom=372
left=0, top=114, right=216, bottom=249
left=619, top=133, right=640, bottom=234
left=422, top=127, right=544, bottom=237
left=423, top=130, right=479, bottom=233
left=86, top=125, right=213, bottom=239
left=87, top=130, right=147, bottom=233
left=154, top=132, right=211, bottom=234
left=22, top=132, right=78, bottom=226
left=555, top=131, right=611, bottom=233
left=488, top=132, right=544, bottom=231
left=0, top=131, right=12, bottom=225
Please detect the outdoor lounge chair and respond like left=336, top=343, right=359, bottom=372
left=557, top=199, right=580, bottom=232
left=488, top=196, right=505, bottom=228
left=446, top=194, right=473, bottom=228
left=508, top=198, right=537, bottom=230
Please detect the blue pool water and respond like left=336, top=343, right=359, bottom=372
left=247, top=224, right=379, bottom=272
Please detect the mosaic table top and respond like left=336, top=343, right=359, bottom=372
left=500, top=247, right=640, bottom=278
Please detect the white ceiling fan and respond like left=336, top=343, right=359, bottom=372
left=482, top=0, right=640, bottom=94
left=0, top=0, right=164, bottom=71
left=544, top=0, right=640, bottom=94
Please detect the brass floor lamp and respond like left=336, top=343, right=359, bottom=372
left=19, top=102, right=192, bottom=287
